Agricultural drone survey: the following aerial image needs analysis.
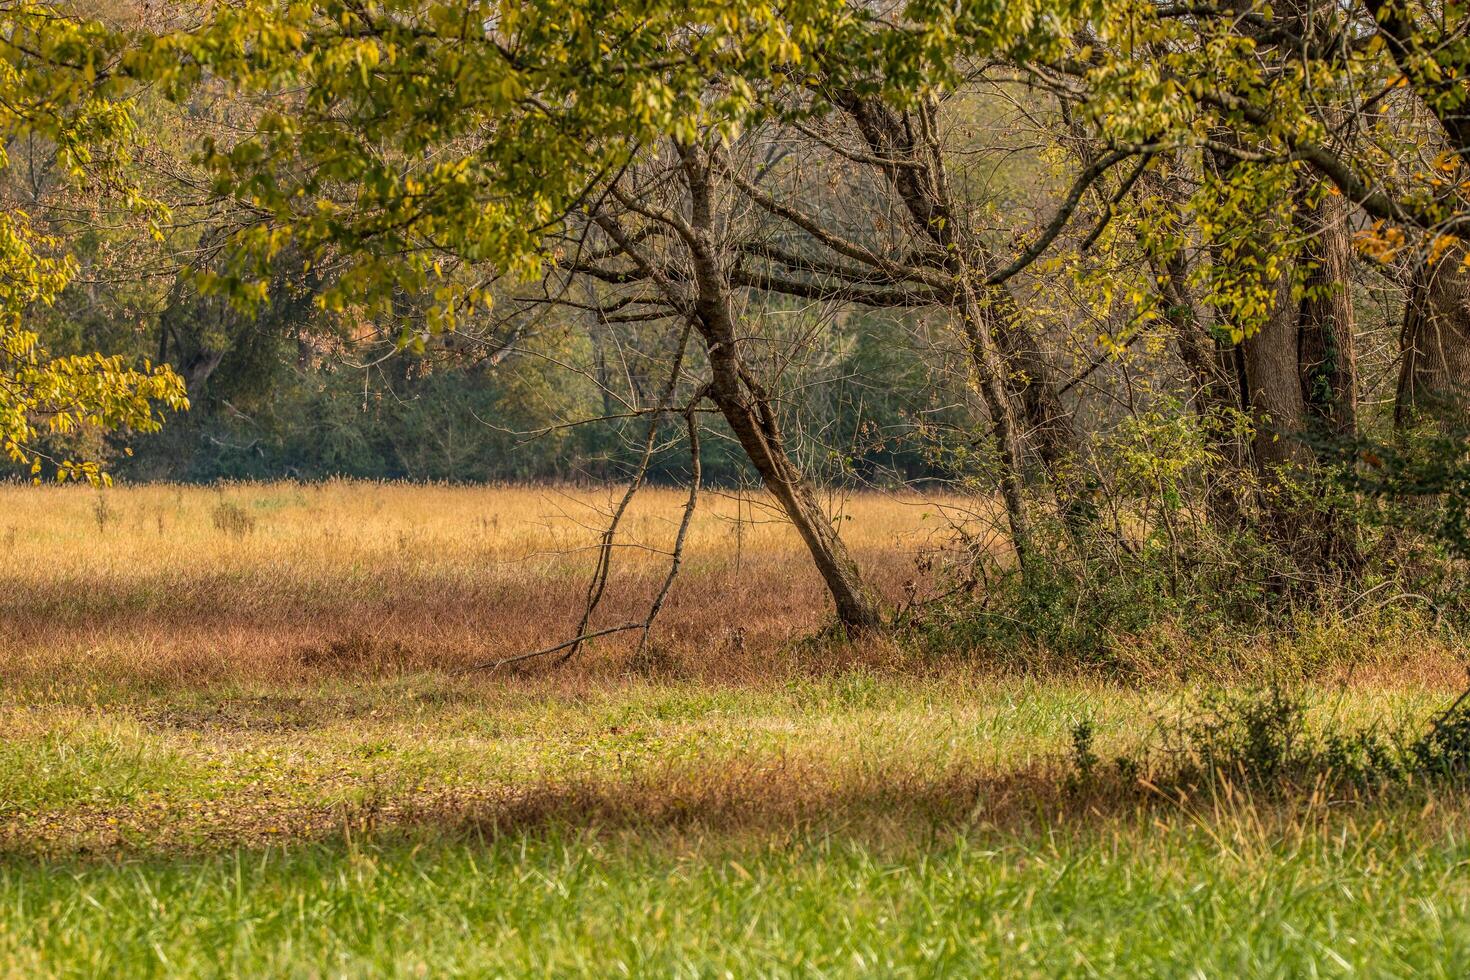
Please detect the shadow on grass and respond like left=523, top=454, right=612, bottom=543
left=4, top=751, right=1460, bottom=865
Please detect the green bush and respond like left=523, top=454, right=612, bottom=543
left=1071, top=684, right=1470, bottom=794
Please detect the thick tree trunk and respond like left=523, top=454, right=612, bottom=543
left=1296, top=190, right=1362, bottom=567
left=1299, top=191, right=1359, bottom=438
left=1243, top=269, right=1328, bottom=575
left=1244, top=271, right=1312, bottom=479
left=1242, top=187, right=1361, bottom=570
left=1396, top=244, right=1470, bottom=427
left=1235, top=184, right=1359, bottom=476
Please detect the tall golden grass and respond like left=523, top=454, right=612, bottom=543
left=0, top=481, right=964, bottom=685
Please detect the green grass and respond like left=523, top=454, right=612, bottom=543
left=7, top=485, right=1467, bottom=975
left=2, top=671, right=1469, bottom=976
left=3, top=813, right=1469, bottom=977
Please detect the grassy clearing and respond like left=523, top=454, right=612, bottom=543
left=3, top=671, right=1468, bottom=976
left=0, top=481, right=957, bottom=688
left=2, top=483, right=1469, bottom=975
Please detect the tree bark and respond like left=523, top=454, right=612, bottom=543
left=694, top=271, right=885, bottom=631
left=1244, top=270, right=1311, bottom=479
left=954, top=281, right=1036, bottom=566
left=1298, top=191, right=1359, bottom=439
left=1296, top=189, right=1362, bottom=567
left=1240, top=185, right=1361, bottom=569
left=704, top=374, right=885, bottom=631
left=1152, top=244, right=1251, bottom=526
left=602, top=145, right=886, bottom=631
left=1396, top=244, right=1470, bottom=428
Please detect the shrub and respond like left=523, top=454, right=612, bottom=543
left=1072, top=683, right=1470, bottom=794
left=210, top=500, right=256, bottom=537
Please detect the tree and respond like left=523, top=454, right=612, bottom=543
left=0, top=2, right=185, bottom=482
left=47, top=0, right=1470, bottom=620
left=119, top=0, right=1075, bottom=628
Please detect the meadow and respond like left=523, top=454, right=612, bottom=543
left=2, top=482, right=1469, bottom=977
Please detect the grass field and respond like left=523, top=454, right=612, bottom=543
left=2, top=482, right=1469, bottom=976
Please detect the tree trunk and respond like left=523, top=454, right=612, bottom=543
left=1152, top=241, right=1250, bottom=526
left=1296, top=189, right=1361, bottom=568
left=680, top=147, right=886, bottom=632
left=1242, top=186, right=1361, bottom=570
left=1396, top=244, right=1470, bottom=428
left=694, top=284, right=883, bottom=630
left=979, top=276, right=1089, bottom=518
left=955, top=283, right=1036, bottom=567
left=705, top=378, right=885, bottom=631
left=1244, top=270, right=1311, bottom=480
left=1298, top=191, right=1359, bottom=438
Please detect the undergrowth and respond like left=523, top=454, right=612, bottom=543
left=1070, top=682, right=1470, bottom=796
left=907, top=503, right=1468, bottom=672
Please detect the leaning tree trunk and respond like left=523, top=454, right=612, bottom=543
left=679, top=148, right=886, bottom=632
left=697, top=298, right=884, bottom=631
left=1396, top=244, right=1470, bottom=428
left=705, top=375, right=885, bottom=632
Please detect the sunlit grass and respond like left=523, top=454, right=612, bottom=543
left=2, top=482, right=1468, bottom=975
left=4, top=805, right=1469, bottom=977
left=0, top=481, right=967, bottom=688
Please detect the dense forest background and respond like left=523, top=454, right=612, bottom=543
left=11, top=46, right=1034, bottom=487
left=76, top=306, right=952, bottom=487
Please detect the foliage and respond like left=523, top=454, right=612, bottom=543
left=0, top=1, right=186, bottom=482
left=102, top=308, right=953, bottom=486
left=124, top=0, right=881, bottom=325
left=1336, top=425, right=1470, bottom=561
left=1076, top=683, right=1470, bottom=794
left=910, top=407, right=1468, bottom=664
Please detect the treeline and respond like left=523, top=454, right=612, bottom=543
left=110, top=312, right=956, bottom=487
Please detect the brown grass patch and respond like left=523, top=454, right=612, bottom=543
left=0, top=482, right=962, bottom=688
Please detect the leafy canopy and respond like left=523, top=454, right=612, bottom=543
left=0, top=3, right=186, bottom=482
left=117, top=0, right=1097, bottom=330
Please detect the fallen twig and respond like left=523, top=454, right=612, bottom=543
left=458, top=623, right=646, bottom=674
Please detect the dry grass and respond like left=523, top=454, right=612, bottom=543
left=0, top=481, right=968, bottom=688
left=5, top=483, right=1470, bottom=975
left=2, top=480, right=1463, bottom=691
